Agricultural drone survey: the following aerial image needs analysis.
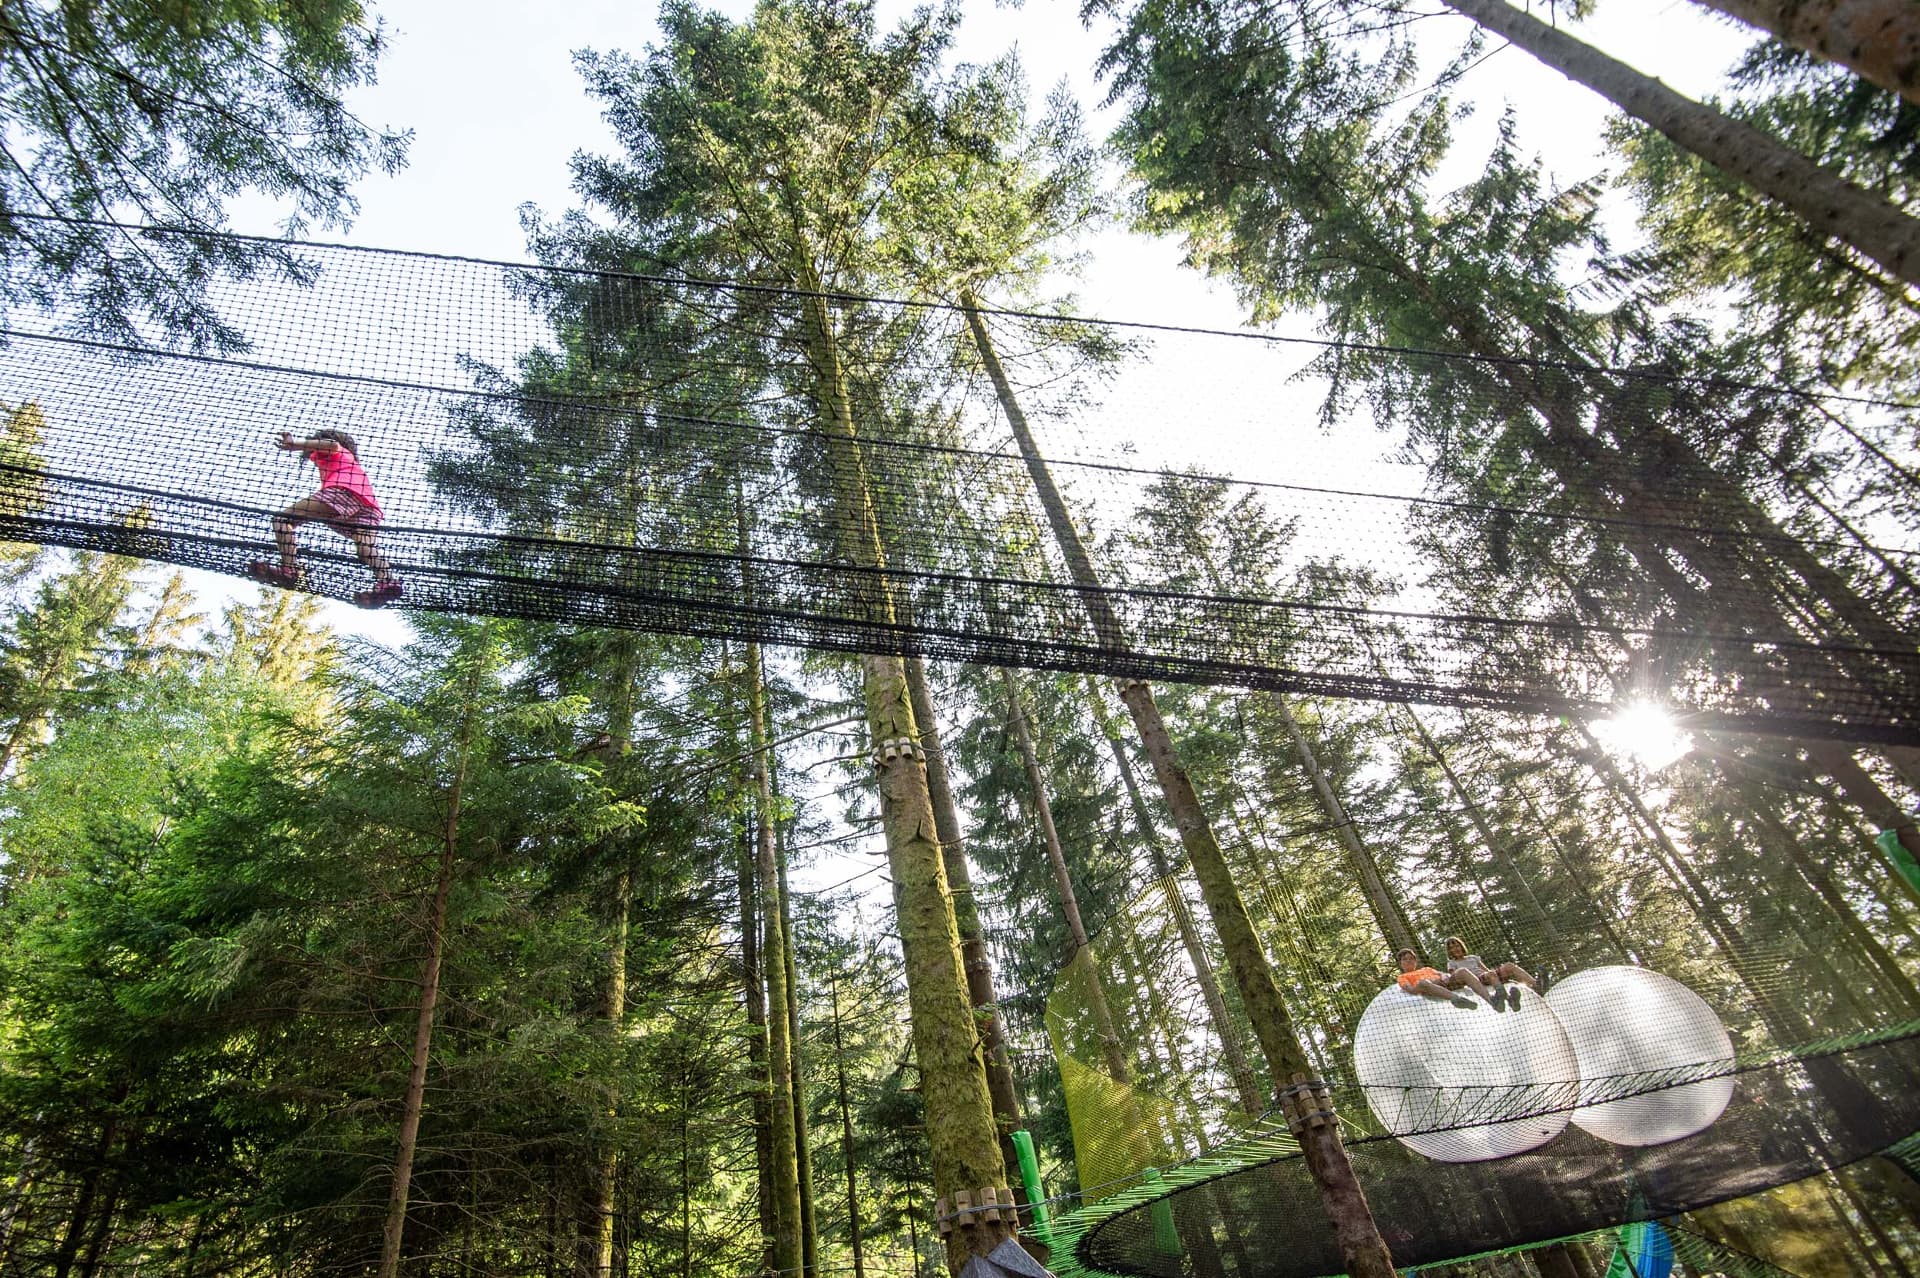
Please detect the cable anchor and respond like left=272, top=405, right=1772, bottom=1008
left=871, top=735, right=926, bottom=769
left=1278, top=1073, right=1337, bottom=1134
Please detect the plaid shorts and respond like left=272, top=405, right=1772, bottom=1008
left=313, top=486, right=382, bottom=529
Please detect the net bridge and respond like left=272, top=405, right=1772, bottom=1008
left=0, top=219, right=1914, bottom=743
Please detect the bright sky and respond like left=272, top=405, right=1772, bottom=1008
left=286, top=0, right=1755, bottom=280
left=180, top=0, right=1762, bottom=894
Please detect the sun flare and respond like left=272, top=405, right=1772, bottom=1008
left=1591, top=701, right=1693, bottom=772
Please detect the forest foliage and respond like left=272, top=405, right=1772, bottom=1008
left=2, top=0, right=1919, bottom=1275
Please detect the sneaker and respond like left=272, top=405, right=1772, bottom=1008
left=1450, top=994, right=1477, bottom=1009
left=248, top=560, right=300, bottom=588
left=1509, top=984, right=1526, bottom=1005
left=1489, top=986, right=1509, bottom=1011
left=354, top=580, right=404, bottom=609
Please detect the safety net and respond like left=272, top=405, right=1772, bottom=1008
left=1031, top=727, right=1920, bottom=1276
left=0, top=218, right=1916, bottom=742
left=1052, top=1212, right=1827, bottom=1274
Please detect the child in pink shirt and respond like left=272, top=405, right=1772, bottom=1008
left=249, top=429, right=402, bottom=607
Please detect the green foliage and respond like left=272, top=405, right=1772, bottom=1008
left=1611, top=44, right=1920, bottom=392
left=557, top=0, right=961, bottom=287
left=0, top=548, right=141, bottom=775
left=0, top=0, right=409, bottom=346
left=0, top=402, right=47, bottom=590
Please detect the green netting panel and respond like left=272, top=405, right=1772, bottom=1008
left=1045, top=943, right=1192, bottom=1200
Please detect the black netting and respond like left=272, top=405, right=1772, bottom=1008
left=1075, top=1036, right=1920, bottom=1277
left=1, top=219, right=1917, bottom=740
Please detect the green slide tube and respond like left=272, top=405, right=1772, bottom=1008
left=1142, top=1167, right=1181, bottom=1256
left=1011, top=1129, right=1051, bottom=1241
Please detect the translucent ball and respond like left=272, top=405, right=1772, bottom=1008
left=1544, top=966, right=1734, bottom=1147
left=1352, top=982, right=1579, bottom=1162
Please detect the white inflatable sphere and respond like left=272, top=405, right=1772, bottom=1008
left=1545, top=966, right=1734, bottom=1147
left=1352, top=983, right=1579, bottom=1162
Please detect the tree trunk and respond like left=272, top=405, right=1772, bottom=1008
left=1083, top=675, right=1267, bottom=1116
left=775, top=818, right=821, bottom=1278
left=679, top=1062, right=693, bottom=1278
left=866, top=653, right=1018, bottom=1273
left=51, top=1120, right=115, bottom=1278
left=735, top=479, right=822, bottom=1275
left=1690, top=0, right=1920, bottom=106
left=1507, top=772, right=1637, bottom=962
left=1805, top=741, right=1920, bottom=905
left=1746, top=796, right=1920, bottom=1015
left=576, top=621, right=645, bottom=1274
left=966, top=296, right=1395, bottom=1278
left=1267, top=695, right=1418, bottom=953
left=1002, top=669, right=1134, bottom=1082
left=802, top=273, right=1010, bottom=1274
left=747, top=642, right=806, bottom=1278
left=587, top=866, right=630, bottom=1278
left=0, top=1135, right=39, bottom=1272
left=1116, top=679, right=1397, bottom=1278
left=907, top=670, right=1038, bottom=1239
left=1575, top=724, right=1822, bottom=1043
left=379, top=650, right=484, bottom=1278
left=73, top=1172, right=120, bottom=1278
left=905, top=656, right=1026, bottom=1183
left=1403, top=194, right=1919, bottom=762
left=1396, top=702, right=1565, bottom=950
left=829, top=974, right=868, bottom=1278
left=1438, top=0, right=1920, bottom=287
left=741, top=820, right=776, bottom=1275
left=586, top=649, right=639, bottom=1278
left=1839, top=1163, right=1920, bottom=1278
left=1002, top=670, right=1095, bottom=959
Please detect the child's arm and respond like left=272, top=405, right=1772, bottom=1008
left=277, top=432, right=340, bottom=454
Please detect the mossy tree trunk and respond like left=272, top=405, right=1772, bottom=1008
left=802, top=272, right=1011, bottom=1273
left=747, top=639, right=805, bottom=1277
left=906, top=657, right=1026, bottom=1181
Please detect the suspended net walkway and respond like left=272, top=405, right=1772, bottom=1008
left=1027, top=739, right=1920, bottom=1278
left=0, top=218, right=1916, bottom=741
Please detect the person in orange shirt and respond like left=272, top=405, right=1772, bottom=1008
left=1396, top=948, right=1489, bottom=1009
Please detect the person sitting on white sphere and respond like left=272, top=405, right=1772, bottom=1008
left=1443, top=936, right=1537, bottom=1012
left=1395, top=948, right=1493, bottom=1009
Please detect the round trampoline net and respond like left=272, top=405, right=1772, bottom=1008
left=1034, top=741, right=1920, bottom=1278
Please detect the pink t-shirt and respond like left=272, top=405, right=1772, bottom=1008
left=309, top=445, right=383, bottom=516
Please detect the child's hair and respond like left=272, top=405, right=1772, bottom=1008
left=314, top=428, right=358, bottom=457
left=1395, top=948, right=1418, bottom=962
left=1444, top=935, right=1466, bottom=952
